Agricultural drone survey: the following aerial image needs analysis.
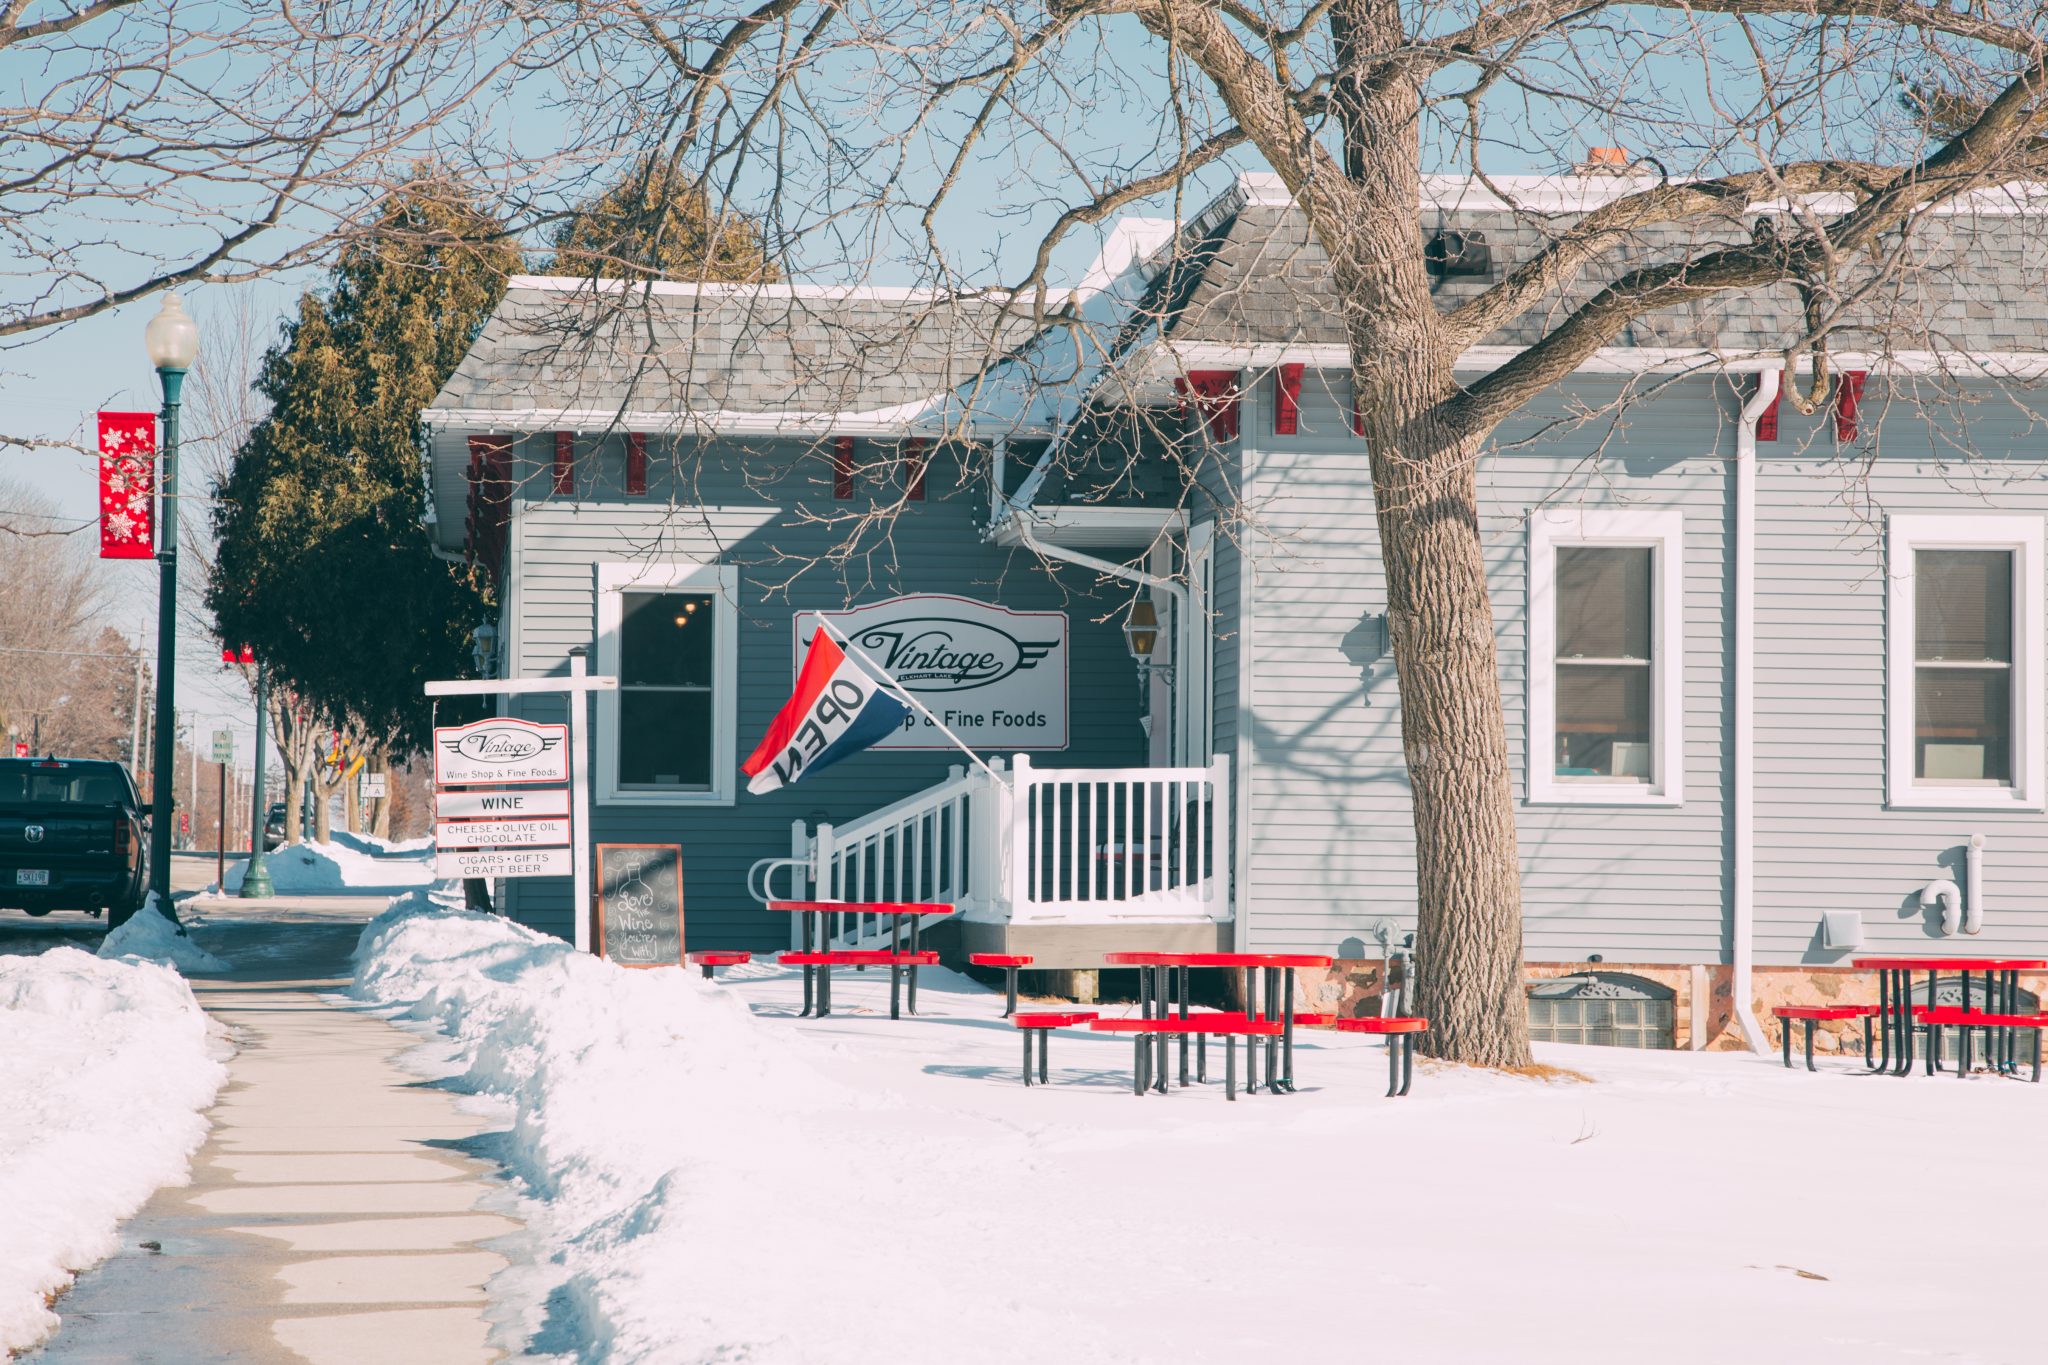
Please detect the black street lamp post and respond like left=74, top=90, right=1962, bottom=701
left=241, top=658, right=274, bottom=897
left=145, top=293, right=199, bottom=917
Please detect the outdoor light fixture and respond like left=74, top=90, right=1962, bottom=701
left=144, top=292, right=200, bottom=915
left=471, top=620, right=499, bottom=677
left=1123, top=598, right=1161, bottom=663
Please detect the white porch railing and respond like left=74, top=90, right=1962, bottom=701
left=749, top=754, right=1231, bottom=948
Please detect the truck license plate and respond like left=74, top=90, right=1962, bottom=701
left=15, top=869, right=50, bottom=887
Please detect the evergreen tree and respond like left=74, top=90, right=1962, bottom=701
left=208, top=176, right=517, bottom=761
left=549, top=157, right=779, bottom=282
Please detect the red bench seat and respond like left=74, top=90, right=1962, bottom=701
left=1771, top=1004, right=1877, bottom=1071
left=1013, top=1010, right=1098, bottom=1086
left=969, top=953, right=1034, bottom=1016
left=686, top=950, right=751, bottom=980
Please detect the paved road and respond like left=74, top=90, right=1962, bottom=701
left=20, top=896, right=526, bottom=1364
left=0, top=851, right=221, bottom=956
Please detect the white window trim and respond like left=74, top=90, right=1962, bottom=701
left=1885, top=514, right=2044, bottom=812
left=595, top=559, right=740, bottom=806
left=1527, top=508, right=1685, bottom=807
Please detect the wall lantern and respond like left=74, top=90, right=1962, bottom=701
left=471, top=620, right=499, bottom=677
left=1123, top=598, right=1161, bottom=663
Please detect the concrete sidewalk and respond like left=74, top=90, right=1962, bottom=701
left=30, top=899, right=524, bottom=1364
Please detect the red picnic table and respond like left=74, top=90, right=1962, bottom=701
left=1103, top=951, right=1333, bottom=1095
left=1850, top=956, right=2046, bottom=1077
left=767, top=900, right=957, bottom=1019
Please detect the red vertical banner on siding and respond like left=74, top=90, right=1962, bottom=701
left=625, top=432, right=647, bottom=495
left=466, top=434, right=513, bottom=592
left=1174, top=371, right=1240, bottom=441
left=1834, top=370, right=1867, bottom=442
left=96, top=411, right=156, bottom=559
left=1273, top=363, right=1304, bottom=436
left=1756, top=373, right=1781, bottom=441
left=553, top=431, right=575, bottom=495
left=903, top=438, right=927, bottom=501
left=833, top=435, right=854, bottom=499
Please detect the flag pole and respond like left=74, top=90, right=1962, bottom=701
left=812, top=619, right=1003, bottom=782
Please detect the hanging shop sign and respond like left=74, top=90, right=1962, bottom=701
left=434, top=787, right=569, bottom=819
left=794, top=595, right=1069, bottom=751
left=432, top=716, right=570, bottom=786
left=434, top=845, right=574, bottom=880
left=432, top=817, right=572, bottom=850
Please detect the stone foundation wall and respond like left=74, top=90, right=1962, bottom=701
left=1297, top=958, right=2048, bottom=1056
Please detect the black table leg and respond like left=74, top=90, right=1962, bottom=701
left=1803, top=1018, right=1817, bottom=1072
left=1039, top=1030, right=1049, bottom=1085
left=1264, top=969, right=1281, bottom=1091
left=1022, top=1029, right=1033, bottom=1086
left=1281, top=969, right=1296, bottom=1093
left=1004, top=967, right=1018, bottom=1018
left=1870, top=970, right=1889, bottom=1072
left=1781, top=1018, right=1792, bottom=1069
left=907, top=916, right=921, bottom=1016
left=1225, top=1034, right=1237, bottom=1101
left=1244, top=969, right=1260, bottom=1095
left=1178, top=967, right=1191, bottom=1087
left=1133, top=1035, right=1148, bottom=1096
left=1398, top=1035, right=1415, bottom=1097
left=1898, top=971, right=1920, bottom=1076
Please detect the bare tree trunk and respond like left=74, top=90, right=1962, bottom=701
left=282, top=768, right=305, bottom=845
left=370, top=755, right=392, bottom=838
left=313, top=781, right=334, bottom=842
left=1363, top=411, right=1533, bottom=1068
left=344, top=765, right=361, bottom=835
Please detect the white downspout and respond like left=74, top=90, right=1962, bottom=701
left=1731, top=368, right=1779, bottom=1055
left=1013, top=520, right=1192, bottom=764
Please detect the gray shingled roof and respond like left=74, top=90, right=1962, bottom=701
left=430, top=281, right=1032, bottom=419
left=1167, top=193, right=2048, bottom=357
left=430, top=177, right=2048, bottom=431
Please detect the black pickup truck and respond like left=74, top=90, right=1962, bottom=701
left=0, top=758, right=149, bottom=926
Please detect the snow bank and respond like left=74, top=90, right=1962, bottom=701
left=96, top=895, right=228, bottom=973
left=221, top=838, right=445, bottom=895
left=352, top=896, right=859, bottom=1362
left=0, top=949, right=228, bottom=1354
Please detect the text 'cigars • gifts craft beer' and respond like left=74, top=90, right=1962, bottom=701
left=794, top=595, right=1068, bottom=751
left=432, top=717, right=570, bottom=786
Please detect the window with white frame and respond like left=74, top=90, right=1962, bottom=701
left=595, top=561, right=739, bottom=805
left=1886, top=515, right=2043, bottom=810
left=1527, top=509, right=1684, bottom=805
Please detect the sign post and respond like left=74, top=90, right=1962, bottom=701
left=211, top=730, right=233, bottom=891
left=424, top=646, right=617, bottom=953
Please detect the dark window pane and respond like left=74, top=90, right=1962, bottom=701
left=1916, top=666, right=2011, bottom=782
left=619, top=690, right=712, bottom=787
left=1557, top=546, right=1652, bottom=660
left=1917, top=550, right=2011, bottom=663
left=1555, top=662, right=1653, bottom=780
left=621, top=592, right=716, bottom=686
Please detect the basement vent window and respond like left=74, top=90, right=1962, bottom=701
left=1526, top=972, right=1676, bottom=1049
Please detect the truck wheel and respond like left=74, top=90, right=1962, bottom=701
left=21, top=905, right=50, bottom=918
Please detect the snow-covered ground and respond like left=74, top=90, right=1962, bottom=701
left=95, top=895, right=229, bottom=973
left=217, top=834, right=445, bottom=896
left=0, top=948, right=229, bottom=1354
left=354, top=899, right=2046, bottom=1365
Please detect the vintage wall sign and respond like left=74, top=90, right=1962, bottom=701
left=795, top=595, right=1068, bottom=750
left=432, top=717, right=570, bottom=786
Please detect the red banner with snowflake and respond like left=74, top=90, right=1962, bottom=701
left=97, top=411, right=156, bottom=560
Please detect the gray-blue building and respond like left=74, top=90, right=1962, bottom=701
left=426, top=171, right=2048, bottom=1050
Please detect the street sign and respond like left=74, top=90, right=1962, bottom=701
left=434, top=787, right=568, bottom=819
left=211, top=729, right=234, bottom=763
left=359, top=772, right=388, bottom=800
left=433, top=817, right=571, bottom=850
left=432, top=717, right=570, bottom=786
left=435, top=846, right=573, bottom=880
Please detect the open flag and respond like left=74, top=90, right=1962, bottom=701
left=741, top=629, right=911, bottom=795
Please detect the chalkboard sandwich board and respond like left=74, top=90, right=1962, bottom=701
left=594, top=843, right=685, bottom=968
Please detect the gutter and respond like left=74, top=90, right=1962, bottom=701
left=1011, top=519, right=1191, bottom=762
left=1730, top=367, right=1780, bottom=1055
